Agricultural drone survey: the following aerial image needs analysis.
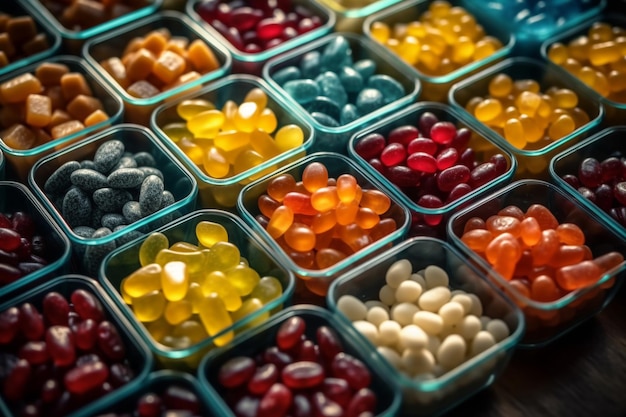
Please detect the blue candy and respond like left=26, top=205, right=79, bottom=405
left=356, top=88, right=384, bottom=114
left=306, top=96, right=342, bottom=121
left=283, top=79, right=320, bottom=104
left=273, top=66, right=302, bottom=85
left=367, top=74, right=405, bottom=104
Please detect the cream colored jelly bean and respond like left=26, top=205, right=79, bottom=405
left=336, top=258, right=510, bottom=379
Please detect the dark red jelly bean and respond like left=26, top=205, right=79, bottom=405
left=355, top=133, right=385, bottom=160
left=45, top=326, right=75, bottom=367
left=109, top=363, right=135, bottom=388
left=3, top=358, right=31, bottom=402
left=277, top=316, right=306, bottom=351
left=407, top=137, right=437, bottom=155
left=11, top=212, right=35, bottom=240
left=0, top=213, right=10, bottom=228
left=451, top=127, right=471, bottom=150
left=579, top=157, right=603, bottom=188
left=281, top=361, right=324, bottom=389
left=20, top=303, right=45, bottom=341
left=330, top=353, right=371, bottom=391
left=430, top=121, right=456, bottom=145
left=248, top=363, right=279, bottom=395
left=595, top=184, right=613, bottom=211
left=263, top=346, right=294, bottom=370
left=614, top=182, right=626, bottom=206
left=407, top=152, right=437, bottom=173
left=163, top=385, right=201, bottom=413
left=311, top=391, right=342, bottom=417
left=218, top=356, right=256, bottom=388
left=322, top=377, right=351, bottom=408
left=42, top=292, right=70, bottom=326
left=137, top=392, right=162, bottom=417
left=447, top=183, right=473, bottom=203
left=294, top=339, right=319, bottom=362
left=19, top=341, right=49, bottom=365
left=71, top=289, right=105, bottom=322
left=0, top=307, right=20, bottom=344
left=258, top=382, right=292, bottom=417
left=346, top=388, right=376, bottom=417
left=316, top=326, right=343, bottom=362
left=418, top=112, right=438, bottom=136
left=469, top=161, right=498, bottom=188
left=388, top=125, right=419, bottom=146
left=97, top=320, right=126, bottom=361
left=386, top=165, right=421, bottom=187
left=380, top=143, right=406, bottom=167
left=437, top=165, right=470, bottom=192
left=436, top=147, right=458, bottom=170
left=73, top=319, right=98, bottom=351
left=0, top=228, right=21, bottom=252
left=64, top=361, right=109, bottom=394
left=41, top=378, right=62, bottom=404
left=0, top=264, right=21, bottom=285
left=291, top=393, right=313, bottom=417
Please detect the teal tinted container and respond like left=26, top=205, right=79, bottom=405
left=87, top=370, right=223, bottom=416
left=198, top=305, right=402, bottom=417
left=99, top=209, right=295, bottom=370
left=0, top=150, right=4, bottom=180
left=28, top=124, right=198, bottom=275
left=449, top=57, right=604, bottom=180
left=83, top=10, right=232, bottom=125
left=550, top=126, right=626, bottom=242
left=187, top=0, right=335, bottom=75
left=315, top=0, right=404, bottom=32
left=363, top=0, right=514, bottom=103
left=237, top=152, right=411, bottom=299
left=348, top=102, right=516, bottom=239
left=0, top=274, right=153, bottom=417
left=0, top=55, right=123, bottom=182
left=0, top=1, right=61, bottom=78
left=0, top=181, right=71, bottom=297
left=447, top=180, right=626, bottom=348
left=151, top=74, right=314, bottom=210
left=263, top=32, right=421, bottom=155
left=541, top=15, right=626, bottom=125
left=26, top=0, right=163, bottom=53
left=328, top=237, right=524, bottom=416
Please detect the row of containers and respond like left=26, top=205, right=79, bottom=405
left=1, top=0, right=626, bottom=416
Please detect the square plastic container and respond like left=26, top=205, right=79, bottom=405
left=151, top=74, right=314, bottom=210
left=348, top=101, right=517, bottom=239
left=541, top=14, right=626, bottom=125
left=99, top=209, right=295, bottom=370
left=0, top=55, right=124, bottom=182
left=198, top=304, right=402, bottom=417
left=0, top=181, right=71, bottom=298
left=263, top=32, right=421, bottom=155
left=327, top=237, right=524, bottom=416
left=26, top=0, right=163, bottom=54
left=186, top=0, right=335, bottom=75
left=0, top=150, right=4, bottom=180
left=314, top=0, right=404, bottom=32
left=363, top=0, right=515, bottom=103
left=83, top=10, right=232, bottom=125
left=28, top=124, right=198, bottom=276
left=449, top=57, right=604, bottom=180
left=0, top=274, right=153, bottom=417
left=461, top=0, right=606, bottom=57
left=87, top=370, right=224, bottom=416
left=0, top=1, right=61, bottom=78
left=550, top=126, right=626, bottom=242
left=447, top=179, right=626, bottom=348
left=237, top=151, right=411, bottom=298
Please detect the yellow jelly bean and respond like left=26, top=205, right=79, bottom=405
left=204, top=241, right=241, bottom=271
left=250, top=129, right=281, bottom=159
left=548, top=114, right=576, bottom=140
left=267, top=205, right=294, bottom=238
left=145, top=317, right=170, bottom=342
left=244, top=87, right=268, bottom=109
left=274, top=124, right=304, bottom=152
left=249, top=276, right=283, bottom=303
left=162, top=122, right=192, bottom=142
left=187, top=109, right=225, bottom=137
left=203, top=147, right=231, bottom=178
left=214, top=129, right=251, bottom=152
left=196, top=221, right=229, bottom=248
left=122, top=263, right=162, bottom=298
left=198, top=293, right=233, bottom=346
left=503, top=118, right=526, bottom=149
left=231, top=298, right=269, bottom=330
left=201, top=270, right=242, bottom=312
left=234, top=101, right=260, bottom=133
left=474, top=98, right=502, bottom=122
left=156, top=248, right=206, bottom=274
left=225, top=264, right=261, bottom=296
left=187, top=282, right=204, bottom=314
left=169, top=241, right=200, bottom=252
left=164, top=300, right=193, bottom=325
left=257, top=107, right=278, bottom=133
left=161, top=261, right=189, bottom=302
left=173, top=319, right=208, bottom=344
left=139, top=232, right=169, bottom=266
left=551, top=88, right=578, bottom=109
left=132, top=290, right=166, bottom=322
left=176, top=98, right=215, bottom=120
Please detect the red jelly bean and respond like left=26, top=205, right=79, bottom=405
left=71, top=289, right=105, bottom=322
left=3, top=358, right=31, bottom=402
left=330, top=353, right=371, bottom=391
left=64, top=361, right=109, bottom=394
left=436, top=147, right=458, bottom=170
left=18, top=341, right=49, bottom=365
left=0, top=306, right=20, bottom=344
left=388, top=125, right=419, bottom=146
left=430, top=121, right=456, bottom=145
left=137, top=392, right=162, bottom=417
left=277, top=316, right=306, bottom=351
left=355, top=133, right=386, bottom=160
left=322, top=377, right=351, bottom=409
left=578, top=157, right=603, bottom=188
left=407, top=137, right=437, bottom=155
left=97, top=320, right=126, bottom=361
left=45, top=326, right=75, bottom=367
left=73, top=319, right=98, bottom=351
left=346, top=387, right=377, bottom=417
left=469, top=161, right=498, bottom=188
left=316, top=326, right=343, bottom=362
left=19, top=303, right=44, bottom=341
left=163, top=385, right=201, bottom=413
left=219, top=356, right=256, bottom=388
left=0, top=264, right=21, bottom=285
left=258, top=382, right=292, bottom=417
left=0, top=228, right=21, bottom=252
left=248, top=363, right=279, bottom=395
left=282, top=361, right=324, bottom=389
left=380, top=142, right=406, bottom=167
left=437, top=165, right=470, bottom=192
left=11, top=212, right=35, bottom=240
left=407, top=152, right=437, bottom=173
left=42, top=292, right=70, bottom=326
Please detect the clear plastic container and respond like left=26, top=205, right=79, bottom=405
left=99, top=209, right=295, bottom=370
left=550, top=126, right=626, bottom=242
left=541, top=14, right=626, bottom=125
left=363, top=0, right=515, bottom=102
left=26, top=0, right=163, bottom=53
left=0, top=1, right=62, bottom=78
left=28, top=124, right=198, bottom=275
left=186, top=0, right=335, bottom=75
left=237, top=151, right=411, bottom=298
left=0, top=150, right=4, bottom=181
left=327, top=237, right=524, bottom=416
left=0, top=181, right=71, bottom=298
left=0, top=55, right=124, bottom=182
left=447, top=179, right=626, bottom=348
left=0, top=274, right=153, bottom=417
left=151, top=74, right=314, bottom=210
left=87, top=370, right=224, bottom=416
left=83, top=10, right=232, bottom=125
left=448, top=57, right=604, bottom=180
left=315, top=0, right=404, bottom=32
left=263, top=32, right=421, bottom=155
left=348, top=101, right=517, bottom=239
left=198, top=304, right=402, bottom=417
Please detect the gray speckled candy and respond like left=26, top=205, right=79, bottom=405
left=62, top=187, right=92, bottom=228
left=138, top=166, right=164, bottom=181
left=107, top=168, right=145, bottom=189
left=94, top=140, right=125, bottom=173
left=133, top=151, right=156, bottom=167
left=92, top=188, right=133, bottom=212
left=113, top=156, right=138, bottom=170
left=70, top=169, right=109, bottom=192
left=160, top=190, right=175, bottom=209
left=90, top=207, right=104, bottom=229
left=80, top=160, right=97, bottom=170
left=44, top=161, right=81, bottom=195
left=101, top=213, right=127, bottom=230
left=122, top=201, right=143, bottom=223
left=114, top=226, right=144, bottom=246
left=83, top=227, right=116, bottom=276
left=139, top=175, right=164, bottom=216
left=73, top=225, right=96, bottom=256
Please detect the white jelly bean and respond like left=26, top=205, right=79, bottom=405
left=458, top=315, right=482, bottom=340
left=366, top=305, right=389, bottom=327
left=426, top=334, right=441, bottom=356
left=379, top=284, right=396, bottom=306
left=479, top=315, right=491, bottom=329
left=450, top=293, right=473, bottom=315
left=467, top=293, right=484, bottom=317
left=399, top=324, right=428, bottom=350
left=401, top=348, right=435, bottom=376
left=437, top=334, right=467, bottom=370
left=470, top=330, right=496, bottom=357
left=337, top=294, right=368, bottom=321
left=395, top=280, right=423, bottom=303
left=385, top=258, right=412, bottom=288
left=377, top=345, right=402, bottom=369
left=353, top=320, right=379, bottom=345
left=418, top=286, right=451, bottom=312
left=365, top=300, right=389, bottom=311
left=486, top=318, right=510, bottom=342
left=438, top=301, right=465, bottom=326
left=424, top=265, right=449, bottom=289
left=391, top=302, right=420, bottom=327
left=410, top=272, right=426, bottom=288
left=412, top=310, right=444, bottom=335
left=378, top=320, right=402, bottom=346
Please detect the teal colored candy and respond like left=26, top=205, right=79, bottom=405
left=306, top=96, right=341, bottom=121
left=283, top=79, right=320, bottom=104
left=311, top=111, right=340, bottom=127
left=340, top=103, right=360, bottom=125
left=300, top=51, right=322, bottom=78
left=356, top=88, right=384, bottom=114
left=338, top=66, right=364, bottom=93
left=273, top=66, right=302, bottom=85
left=367, top=74, right=405, bottom=105
left=315, top=71, right=347, bottom=107
left=352, top=59, right=377, bottom=80
left=321, top=35, right=351, bottom=71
